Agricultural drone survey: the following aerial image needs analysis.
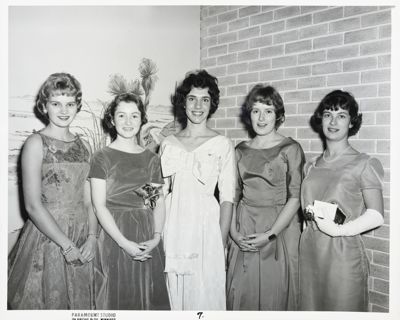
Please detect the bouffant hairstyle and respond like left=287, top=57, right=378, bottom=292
left=310, top=90, right=362, bottom=137
left=241, top=84, right=285, bottom=133
left=102, top=93, right=147, bottom=141
left=35, top=73, right=82, bottom=123
left=171, top=69, right=220, bottom=127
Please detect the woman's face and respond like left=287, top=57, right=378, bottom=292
left=113, top=101, right=142, bottom=140
left=185, top=87, right=211, bottom=125
left=321, top=107, right=352, bottom=142
left=45, top=94, right=78, bottom=129
left=250, top=102, right=276, bottom=136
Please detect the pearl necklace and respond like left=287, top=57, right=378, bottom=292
left=322, top=145, right=351, bottom=163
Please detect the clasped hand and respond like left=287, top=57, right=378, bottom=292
left=122, top=236, right=161, bottom=262
left=232, top=231, right=271, bottom=252
left=64, top=236, right=97, bottom=266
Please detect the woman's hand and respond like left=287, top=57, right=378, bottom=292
left=137, top=234, right=161, bottom=259
left=231, top=231, right=258, bottom=252
left=315, top=217, right=342, bottom=237
left=120, top=240, right=149, bottom=261
left=63, top=245, right=86, bottom=265
left=242, top=232, right=271, bottom=250
left=79, top=235, right=97, bottom=263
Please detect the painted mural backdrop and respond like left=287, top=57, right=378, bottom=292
left=8, top=59, right=179, bottom=251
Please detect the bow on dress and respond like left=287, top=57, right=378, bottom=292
left=160, top=144, right=216, bottom=185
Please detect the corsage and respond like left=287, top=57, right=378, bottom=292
left=134, top=183, right=162, bottom=209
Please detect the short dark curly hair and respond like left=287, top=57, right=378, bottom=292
left=241, top=84, right=285, bottom=134
left=171, top=69, right=220, bottom=127
left=310, top=89, right=362, bottom=137
left=34, top=73, right=82, bottom=123
left=102, top=93, right=148, bottom=141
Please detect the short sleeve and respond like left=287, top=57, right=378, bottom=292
left=233, top=147, right=243, bottom=203
left=88, top=150, right=108, bottom=180
left=218, top=137, right=236, bottom=204
left=360, top=157, right=384, bottom=190
left=286, top=142, right=305, bottom=199
left=148, top=152, right=164, bottom=185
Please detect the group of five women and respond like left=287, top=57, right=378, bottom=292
left=8, top=70, right=384, bottom=312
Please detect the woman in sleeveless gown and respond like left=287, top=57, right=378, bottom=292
left=8, top=73, right=97, bottom=309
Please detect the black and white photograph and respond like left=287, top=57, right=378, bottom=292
left=2, top=1, right=399, bottom=320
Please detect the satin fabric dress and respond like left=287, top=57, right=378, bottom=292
left=160, top=134, right=235, bottom=310
left=89, top=147, right=170, bottom=310
left=226, top=137, right=304, bottom=310
left=299, top=151, right=384, bottom=311
left=8, top=132, right=94, bottom=309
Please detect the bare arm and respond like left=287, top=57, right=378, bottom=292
left=21, top=134, right=83, bottom=262
left=220, top=201, right=233, bottom=248
left=138, top=191, right=166, bottom=257
left=79, top=180, right=99, bottom=262
left=244, top=198, right=300, bottom=248
left=90, top=177, right=145, bottom=257
left=230, top=203, right=257, bottom=252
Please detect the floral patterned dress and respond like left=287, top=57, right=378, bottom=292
left=8, top=132, right=94, bottom=309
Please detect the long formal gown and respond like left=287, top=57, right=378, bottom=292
left=160, top=134, right=235, bottom=310
left=89, top=147, right=170, bottom=310
left=299, top=151, right=384, bottom=311
left=226, top=137, right=304, bottom=310
left=8, top=132, right=94, bottom=309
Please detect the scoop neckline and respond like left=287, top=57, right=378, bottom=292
left=242, top=136, right=290, bottom=150
left=105, top=146, right=147, bottom=155
left=38, top=131, right=79, bottom=143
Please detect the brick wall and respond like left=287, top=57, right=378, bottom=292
left=200, top=5, right=391, bottom=312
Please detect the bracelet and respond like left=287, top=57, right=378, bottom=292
left=61, top=244, right=76, bottom=256
left=153, top=231, right=162, bottom=237
left=88, top=233, right=99, bottom=239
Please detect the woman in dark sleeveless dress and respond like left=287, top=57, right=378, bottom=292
left=89, top=93, right=170, bottom=310
left=8, top=73, right=98, bottom=309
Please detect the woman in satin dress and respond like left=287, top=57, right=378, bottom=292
left=226, top=85, right=304, bottom=310
left=8, top=73, right=97, bottom=309
left=299, top=90, right=384, bottom=311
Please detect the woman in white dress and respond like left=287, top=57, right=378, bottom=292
left=160, top=70, right=235, bottom=310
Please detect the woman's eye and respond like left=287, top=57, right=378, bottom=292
left=323, top=113, right=331, bottom=118
left=266, top=110, right=273, bottom=114
left=203, top=98, right=210, bottom=103
left=251, top=109, right=259, bottom=114
left=50, top=102, right=59, bottom=107
left=187, top=97, right=194, bottom=102
left=67, top=103, right=76, bottom=108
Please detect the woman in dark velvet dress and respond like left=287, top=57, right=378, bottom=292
left=89, top=93, right=170, bottom=310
